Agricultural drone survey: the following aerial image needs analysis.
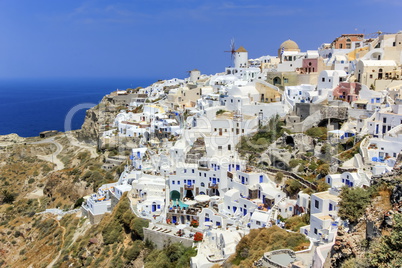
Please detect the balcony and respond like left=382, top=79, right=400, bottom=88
left=184, top=185, right=194, bottom=190
left=198, top=166, right=209, bottom=171
left=208, top=183, right=219, bottom=189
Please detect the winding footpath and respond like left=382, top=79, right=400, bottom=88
left=29, top=137, right=65, bottom=171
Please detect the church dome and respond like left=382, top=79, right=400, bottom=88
left=278, top=39, right=300, bottom=57
left=279, top=39, right=299, bottom=51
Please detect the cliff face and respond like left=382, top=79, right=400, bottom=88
left=325, top=183, right=402, bottom=268
left=77, top=97, right=118, bottom=144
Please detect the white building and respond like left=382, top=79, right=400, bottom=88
left=300, top=189, right=341, bottom=243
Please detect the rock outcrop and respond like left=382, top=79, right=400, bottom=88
left=77, top=97, right=119, bottom=144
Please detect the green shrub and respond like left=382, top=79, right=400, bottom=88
left=305, top=127, right=327, bottom=140
left=130, top=217, right=149, bottom=240
left=102, top=220, right=123, bottom=245
left=124, top=240, right=143, bottom=262
left=275, top=172, right=284, bottom=183
left=338, top=186, right=373, bottom=223
left=74, top=197, right=84, bottom=208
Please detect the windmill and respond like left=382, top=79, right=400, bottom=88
left=224, top=38, right=236, bottom=66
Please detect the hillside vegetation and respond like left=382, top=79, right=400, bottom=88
left=225, top=226, right=309, bottom=267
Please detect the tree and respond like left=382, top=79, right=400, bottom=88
left=284, top=179, right=302, bottom=197
left=124, top=240, right=143, bottom=262
left=2, top=190, right=15, bottom=204
left=317, top=164, right=330, bottom=177
left=320, top=143, right=331, bottom=155
left=275, top=172, right=284, bottom=183
left=74, top=197, right=84, bottom=208
left=130, top=217, right=149, bottom=240
left=338, top=187, right=372, bottom=223
left=368, top=213, right=402, bottom=267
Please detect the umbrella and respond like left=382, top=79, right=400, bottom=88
left=184, top=200, right=197, bottom=206
left=195, top=195, right=210, bottom=203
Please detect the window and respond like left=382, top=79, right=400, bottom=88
left=322, top=77, right=325, bottom=82
left=329, top=203, right=333, bottom=211
left=256, top=221, right=261, bottom=225
left=192, top=169, right=195, bottom=173
left=172, top=181, right=175, bottom=184
left=315, top=200, right=319, bottom=209
left=314, top=228, right=318, bottom=234
left=201, top=182, right=205, bottom=187
left=383, top=118, right=387, bottom=123
left=178, top=181, right=180, bottom=185
left=184, top=169, right=187, bottom=173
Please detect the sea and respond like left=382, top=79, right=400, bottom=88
left=0, top=77, right=157, bottom=137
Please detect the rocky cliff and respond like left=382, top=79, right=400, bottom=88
left=77, top=96, right=119, bottom=144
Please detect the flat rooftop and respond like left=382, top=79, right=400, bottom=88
left=313, top=191, right=340, bottom=202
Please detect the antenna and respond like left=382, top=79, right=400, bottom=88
left=364, top=30, right=392, bottom=39
left=224, top=38, right=236, bottom=66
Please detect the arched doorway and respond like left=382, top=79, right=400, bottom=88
left=273, top=77, right=282, bottom=86
left=185, top=190, right=194, bottom=199
left=170, top=190, right=180, bottom=201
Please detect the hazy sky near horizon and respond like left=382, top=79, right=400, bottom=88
left=1, top=0, right=401, bottom=80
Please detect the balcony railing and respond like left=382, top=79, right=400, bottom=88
left=184, top=185, right=194, bottom=190
left=208, top=183, right=219, bottom=189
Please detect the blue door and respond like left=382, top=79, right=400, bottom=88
left=244, top=209, right=247, bottom=216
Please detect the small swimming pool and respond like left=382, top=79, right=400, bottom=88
left=173, top=199, right=189, bottom=208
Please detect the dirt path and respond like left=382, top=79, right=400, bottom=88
left=29, top=138, right=65, bottom=171
left=46, top=218, right=66, bottom=268
left=66, top=134, right=98, bottom=158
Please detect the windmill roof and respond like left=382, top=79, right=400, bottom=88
left=236, top=46, right=247, bottom=52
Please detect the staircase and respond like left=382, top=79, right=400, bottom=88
left=266, top=196, right=287, bottom=225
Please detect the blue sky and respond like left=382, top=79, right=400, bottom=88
left=0, top=0, right=401, bottom=80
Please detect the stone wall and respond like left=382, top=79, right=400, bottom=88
left=143, top=228, right=193, bottom=250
